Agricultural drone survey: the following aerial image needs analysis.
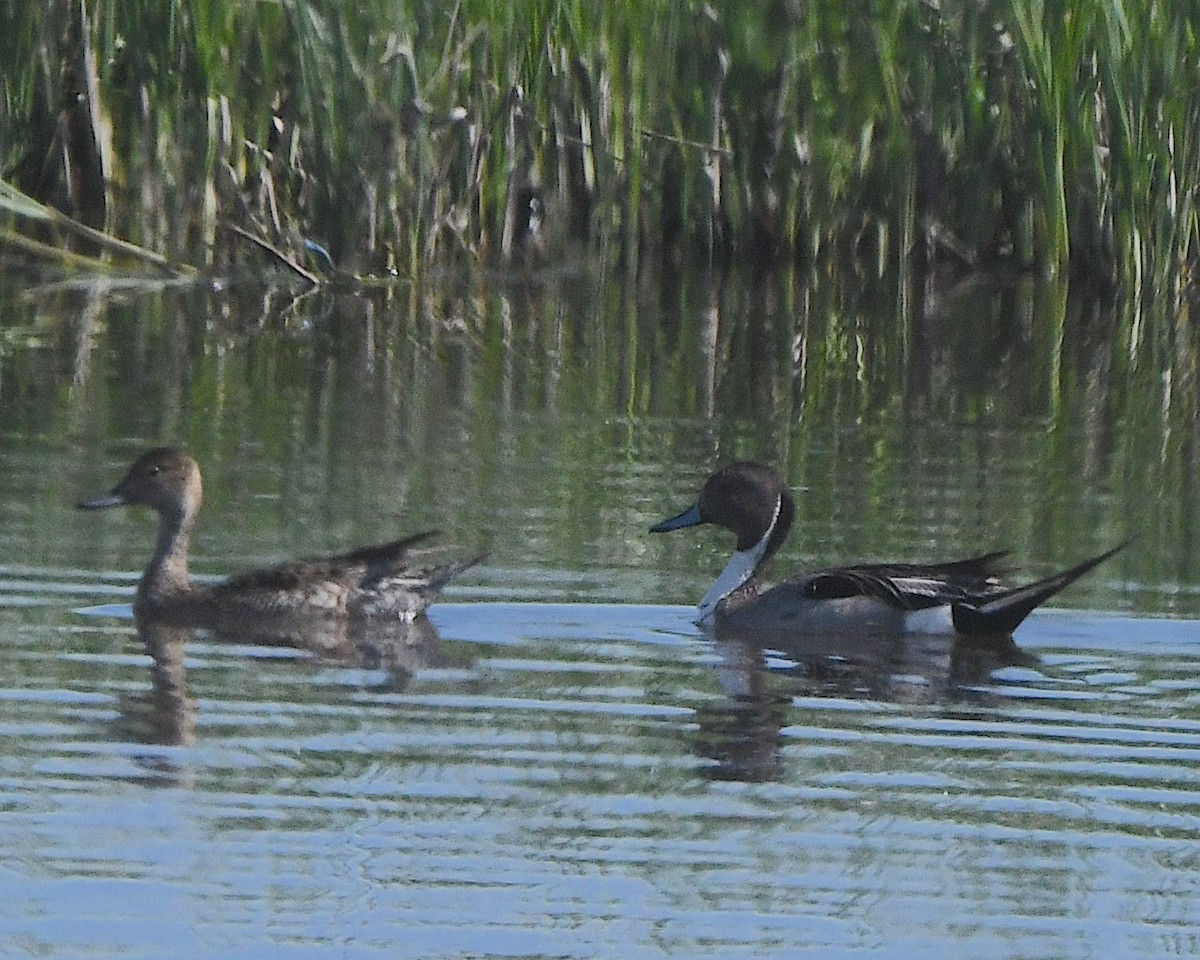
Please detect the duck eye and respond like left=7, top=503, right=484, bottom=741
left=148, top=465, right=161, bottom=477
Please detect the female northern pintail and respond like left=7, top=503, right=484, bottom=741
left=651, top=461, right=1124, bottom=637
left=78, top=448, right=484, bottom=621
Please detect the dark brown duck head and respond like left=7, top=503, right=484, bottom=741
left=79, top=448, right=203, bottom=604
left=80, top=447, right=203, bottom=523
left=651, top=461, right=795, bottom=558
left=651, top=462, right=796, bottom=622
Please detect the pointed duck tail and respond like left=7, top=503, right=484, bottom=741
left=339, top=530, right=442, bottom=567
left=950, top=541, right=1127, bottom=636
left=425, top=551, right=489, bottom=596
left=355, top=532, right=487, bottom=600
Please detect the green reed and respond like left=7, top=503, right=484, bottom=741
left=2, top=0, right=1198, bottom=305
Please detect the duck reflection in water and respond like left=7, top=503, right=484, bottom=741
left=690, top=625, right=1037, bottom=783
left=125, top=609, right=448, bottom=752
left=136, top=615, right=197, bottom=750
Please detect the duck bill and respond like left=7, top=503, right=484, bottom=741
left=650, top=502, right=703, bottom=533
left=77, top=489, right=129, bottom=510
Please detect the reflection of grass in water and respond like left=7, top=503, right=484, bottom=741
left=2, top=1, right=1199, bottom=306
left=0, top=266, right=1190, bottom=610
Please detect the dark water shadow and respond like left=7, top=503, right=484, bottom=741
left=690, top=625, right=1036, bottom=783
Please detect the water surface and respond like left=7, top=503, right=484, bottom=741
left=1, top=266, right=1198, bottom=958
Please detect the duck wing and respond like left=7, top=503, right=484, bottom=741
left=355, top=549, right=488, bottom=617
left=796, top=543, right=1126, bottom=635
left=795, top=551, right=1013, bottom=610
left=326, top=531, right=442, bottom=572
left=216, top=531, right=484, bottom=617
left=220, top=532, right=438, bottom=593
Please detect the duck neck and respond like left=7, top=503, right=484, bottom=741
left=139, top=502, right=196, bottom=605
left=697, top=493, right=783, bottom=625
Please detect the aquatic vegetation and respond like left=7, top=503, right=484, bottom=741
left=2, top=0, right=1198, bottom=308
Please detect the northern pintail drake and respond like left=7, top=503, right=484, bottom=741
left=78, top=448, right=484, bottom=621
left=651, top=461, right=1124, bottom=637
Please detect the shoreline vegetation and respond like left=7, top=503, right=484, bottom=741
left=1, top=0, right=1198, bottom=307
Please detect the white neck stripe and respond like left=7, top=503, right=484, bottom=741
left=697, top=493, right=781, bottom=624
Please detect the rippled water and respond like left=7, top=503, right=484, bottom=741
left=3, top=578, right=1199, bottom=958
left=2, top=267, right=1199, bottom=957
